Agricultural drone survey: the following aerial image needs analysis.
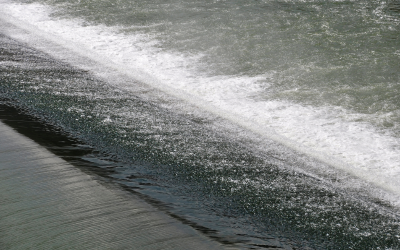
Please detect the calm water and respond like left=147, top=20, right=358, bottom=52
left=1, top=0, right=400, bottom=249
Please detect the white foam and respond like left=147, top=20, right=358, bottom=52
left=2, top=1, right=400, bottom=202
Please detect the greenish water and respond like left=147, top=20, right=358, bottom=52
left=1, top=0, right=400, bottom=249
left=21, top=0, right=400, bottom=124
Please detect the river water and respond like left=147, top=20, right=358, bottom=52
left=1, top=0, right=400, bottom=249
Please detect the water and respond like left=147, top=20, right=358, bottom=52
left=1, top=0, right=400, bottom=249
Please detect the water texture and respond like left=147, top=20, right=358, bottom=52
left=1, top=0, right=400, bottom=249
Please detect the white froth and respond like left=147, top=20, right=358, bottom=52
left=2, top=2, right=400, bottom=199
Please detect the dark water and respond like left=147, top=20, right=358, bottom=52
left=1, top=0, right=400, bottom=249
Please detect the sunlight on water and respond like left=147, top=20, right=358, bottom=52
left=1, top=0, right=400, bottom=249
left=4, top=0, right=400, bottom=197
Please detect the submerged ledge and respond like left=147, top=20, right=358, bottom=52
left=0, top=24, right=228, bottom=248
left=0, top=120, right=224, bottom=249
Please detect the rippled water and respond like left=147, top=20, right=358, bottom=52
left=1, top=0, right=400, bottom=249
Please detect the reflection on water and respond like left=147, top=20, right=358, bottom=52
left=1, top=9, right=400, bottom=249
left=0, top=114, right=224, bottom=250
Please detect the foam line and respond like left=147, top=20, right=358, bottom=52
left=1, top=0, right=400, bottom=203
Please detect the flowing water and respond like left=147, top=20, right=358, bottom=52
left=1, top=0, right=400, bottom=249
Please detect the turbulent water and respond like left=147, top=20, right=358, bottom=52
left=1, top=0, right=400, bottom=249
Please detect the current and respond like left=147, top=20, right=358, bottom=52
left=1, top=0, right=400, bottom=249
